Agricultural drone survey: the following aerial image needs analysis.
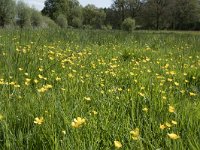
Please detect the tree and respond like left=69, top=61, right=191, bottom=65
left=31, top=9, right=43, bottom=27
left=16, top=1, right=32, bottom=28
left=72, top=17, right=82, bottom=28
left=124, top=0, right=142, bottom=18
left=122, top=17, right=135, bottom=31
left=172, top=0, right=200, bottom=29
left=140, top=0, right=167, bottom=29
left=0, top=0, right=15, bottom=27
left=56, top=14, right=68, bottom=28
left=112, top=0, right=126, bottom=23
left=68, top=5, right=83, bottom=26
left=42, top=0, right=80, bottom=25
left=83, top=5, right=106, bottom=29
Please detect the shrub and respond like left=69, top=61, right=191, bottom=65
left=56, top=14, right=68, bottom=28
left=16, top=1, right=31, bottom=28
left=72, top=17, right=82, bottom=28
left=42, top=16, right=58, bottom=28
left=122, top=18, right=135, bottom=32
left=31, top=10, right=43, bottom=27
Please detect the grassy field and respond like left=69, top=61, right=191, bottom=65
left=0, top=29, right=199, bottom=150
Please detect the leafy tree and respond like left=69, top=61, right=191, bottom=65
left=83, top=5, right=106, bottom=29
left=140, top=0, right=167, bottom=29
left=56, top=14, right=68, bottom=28
left=31, top=9, right=43, bottom=27
left=72, top=17, right=82, bottom=28
left=112, top=0, right=126, bottom=22
left=16, top=1, right=31, bottom=28
left=42, top=16, right=58, bottom=28
left=42, top=0, right=68, bottom=20
left=173, top=0, right=200, bottom=29
left=42, top=0, right=80, bottom=23
left=122, top=17, right=135, bottom=31
left=0, top=0, right=15, bottom=27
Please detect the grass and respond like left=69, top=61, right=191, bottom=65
left=0, top=29, right=199, bottom=150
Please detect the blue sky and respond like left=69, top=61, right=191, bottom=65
left=22, top=0, right=112, bottom=10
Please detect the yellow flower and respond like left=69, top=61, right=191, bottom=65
left=189, top=92, right=197, bottom=96
left=114, top=140, right=122, bottom=149
left=39, top=67, right=43, bottom=72
left=165, top=122, right=172, bottom=128
left=142, top=107, right=148, bottom=112
left=34, top=117, right=44, bottom=125
left=168, top=105, right=175, bottom=113
left=91, top=110, right=98, bottom=115
left=45, top=84, right=53, bottom=89
left=34, top=79, right=39, bottom=84
left=18, top=68, right=23, bottom=71
left=174, top=82, right=179, bottom=86
left=171, top=120, right=177, bottom=125
left=84, top=97, right=91, bottom=101
left=38, top=74, right=43, bottom=79
left=37, top=87, right=47, bottom=93
left=167, top=78, right=173, bottom=82
left=167, top=133, right=180, bottom=140
left=68, top=73, right=74, bottom=78
left=56, top=77, right=61, bottom=81
left=130, top=128, right=140, bottom=140
left=160, top=124, right=166, bottom=130
left=62, top=130, right=66, bottom=135
left=170, top=71, right=176, bottom=75
left=138, top=92, right=145, bottom=97
left=71, top=117, right=86, bottom=128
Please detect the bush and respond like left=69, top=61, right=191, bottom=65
left=31, top=9, right=43, bottom=27
left=16, top=1, right=31, bottom=28
left=122, top=18, right=135, bottom=32
left=102, top=24, right=112, bottom=30
left=82, top=25, right=93, bottom=30
left=56, top=14, right=68, bottom=28
left=72, top=17, right=82, bottom=28
left=42, top=16, right=58, bottom=28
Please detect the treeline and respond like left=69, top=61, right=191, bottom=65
left=1, top=0, right=200, bottom=30
left=0, top=0, right=57, bottom=28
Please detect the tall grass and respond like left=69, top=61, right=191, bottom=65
left=0, top=29, right=199, bottom=149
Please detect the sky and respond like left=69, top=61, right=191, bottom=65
left=22, top=0, right=112, bottom=10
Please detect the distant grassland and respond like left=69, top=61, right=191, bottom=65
left=0, top=29, right=199, bottom=150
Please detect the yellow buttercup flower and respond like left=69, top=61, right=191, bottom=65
left=142, top=107, right=148, bottom=112
left=160, top=124, right=166, bottom=130
left=165, top=122, right=172, bottom=128
left=114, top=140, right=122, bottom=149
left=171, top=120, right=177, bottom=125
left=189, top=92, right=197, bottom=96
left=130, top=128, right=140, bottom=140
left=168, top=105, right=175, bottom=113
left=84, top=97, right=91, bottom=101
left=71, top=117, right=86, bottom=128
left=167, top=133, right=180, bottom=140
left=34, top=117, right=44, bottom=125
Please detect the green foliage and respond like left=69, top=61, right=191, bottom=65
left=83, top=5, right=106, bottom=29
left=56, top=14, right=68, bottom=28
left=42, top=16, right=58, bottom=28
left=0, top=0, right=15, bottom=27
left=31, top=9, right=43, bottom=27
left=122, top=17, right=135, bottom=31
left=72, top=17, right=82, bottom=28
left=16, top=1, right=31, bottom=28
left=42, top=0, right=80, bottom=21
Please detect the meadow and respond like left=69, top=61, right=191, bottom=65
left=0, top=29, right=199, bottom=150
